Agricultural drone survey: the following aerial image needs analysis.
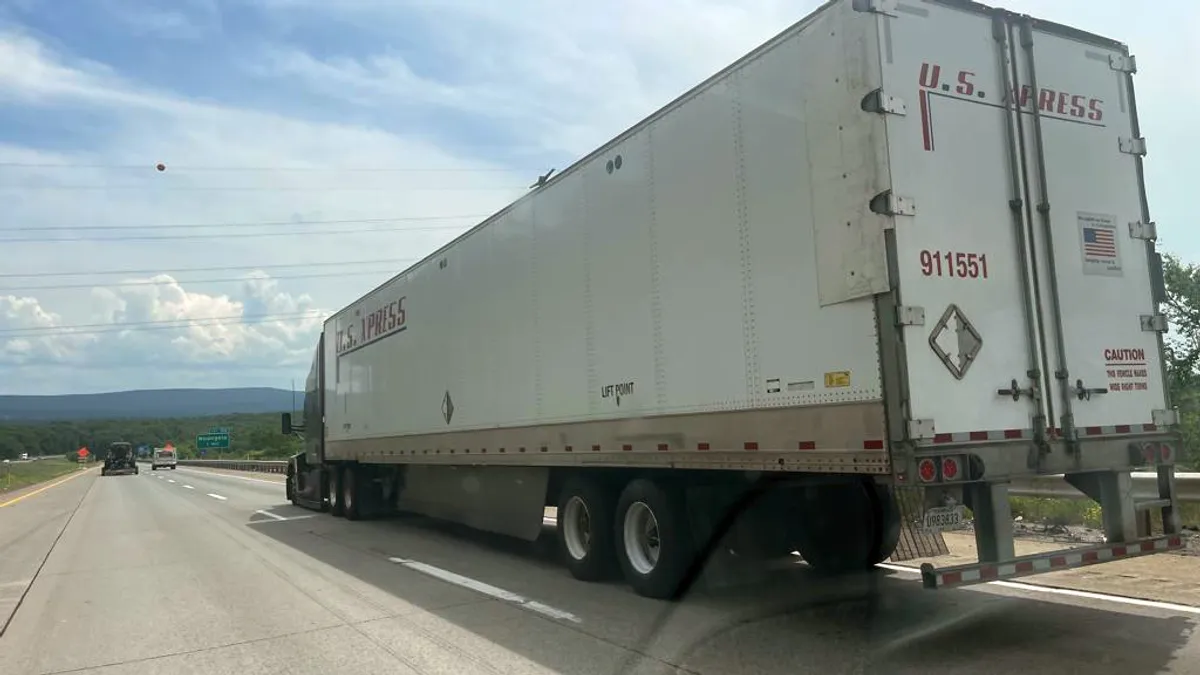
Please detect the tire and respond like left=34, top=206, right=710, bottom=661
left=152, top=466, right=158, bottom=471
left=286, top=464, right=296, bottom=503
left=342, top=465, right=361, bottom=521
left=613, top=479, right=695, bottom=600
left=791, top=480, right=876, bottom=574
left=868, top=484, right=902, bottom=566
left=556, top=476, right=618, bottom=581
left=329, top=466, right=345, bottom=517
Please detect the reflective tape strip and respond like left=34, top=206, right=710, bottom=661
left=921, top=535, right=1183, bottom=589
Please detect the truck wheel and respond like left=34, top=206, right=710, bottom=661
left=614, top=479, right=695, bottom=600
left=792, top=480, right=875, bottom=574
left=286, top=464, right=296, bottom=503
left=342, top=466, right=361, bottom=521
left=152, top=466, right=158, bottom=471
left=557, top=476, right=618, bottom=581
left=329, top=466, right=345, bottom=517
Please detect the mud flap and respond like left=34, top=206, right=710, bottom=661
left=889, top=486, right=949, bottom=561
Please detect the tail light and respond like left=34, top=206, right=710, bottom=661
left=1160, top=443, right=1174, bottom=463
left=917, top=457, right=937, bottom=483
left=941, top=456, right=961, bottom=481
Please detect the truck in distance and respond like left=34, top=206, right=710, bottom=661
left=101, top=442, right=139, bottom=477
left=281, top=0, right=1183, bottom=598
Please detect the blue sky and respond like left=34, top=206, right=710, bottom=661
left=0, top=0, right=1195, bottom=395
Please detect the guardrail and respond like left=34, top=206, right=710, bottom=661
left=173, top=459, right=288, bottom=474
left=167, top=459, right=1199, bottom=501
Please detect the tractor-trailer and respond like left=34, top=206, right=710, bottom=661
left=282, top=0, right=1184, bottom=598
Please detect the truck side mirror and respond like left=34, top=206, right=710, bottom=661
left=281, top=412, right=292, bottom=435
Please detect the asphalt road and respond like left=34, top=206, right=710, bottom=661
left=1, top=466, right=1199, bottom=674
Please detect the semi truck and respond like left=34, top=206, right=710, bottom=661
left=281, top=0, right=1184, bottom=598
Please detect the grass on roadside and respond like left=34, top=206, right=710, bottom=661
left=0, top=458, right=81, bottom=495
left=1010, top=496, right=1200, bottom=529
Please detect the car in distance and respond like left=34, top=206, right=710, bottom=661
left=151, top=447, right=177, bottom=471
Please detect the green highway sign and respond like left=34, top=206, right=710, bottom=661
left=196, top=433, right=231, bottom=450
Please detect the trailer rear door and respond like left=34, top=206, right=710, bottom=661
left=877, top=2, right=1054, bottom=443
left=875, top=0, right=1169, bottom=449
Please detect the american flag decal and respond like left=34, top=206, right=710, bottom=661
left=1083, top=226, right=1117, bottom=259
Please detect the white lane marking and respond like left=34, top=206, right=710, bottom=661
left=183, top=485, right=194, bottom=490
left=252, top=510, right=315, bottom=522
left=876, top=563, right=1200, bottom=615
left=177, top=468, right=283, bottom=486
left=389, top=557, right=581, bottom=623
left=206, top=493, right=227, bottom=501
left=167, top=479, right=176, bottom=484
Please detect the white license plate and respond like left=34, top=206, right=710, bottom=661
left=922, top=505, right=965, bottom=531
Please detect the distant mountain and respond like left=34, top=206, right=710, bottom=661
left=0, top=388, right=298, bottom=422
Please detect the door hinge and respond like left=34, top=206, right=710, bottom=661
left=1140, top=313, right=1168, bottom=332
left=861, top=88, right=907, bottom=116
left=1152, top=409, right=1179, bottom=427
left=1128, top=220, right=1157, bottom=241
left=1109, top=53, right=1137, bottom=73
left=852, top=0, right=898, bottom=16
left=907, top=418, right=935, bottom=440
left=870, top=190, right=917, bottom=217
left=1119, top=137, right=1148, bottom=156
left=896, top=305, right=926, bottom=326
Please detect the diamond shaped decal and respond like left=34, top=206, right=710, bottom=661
left=928, top=304, right=983, bottom=380
left=442, top=390, right=455, bottom=424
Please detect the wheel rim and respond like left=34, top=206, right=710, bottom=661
left=342, top=472, right=353, bottom=511
left=562, top=496, right=592, bottom=561
left=622, top=501, right=660, bottom=575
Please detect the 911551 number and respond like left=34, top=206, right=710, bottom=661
left=920, top=250, right=989, bottom=279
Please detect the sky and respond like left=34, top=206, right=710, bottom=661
left=0, top=0, right=1195, bottom=396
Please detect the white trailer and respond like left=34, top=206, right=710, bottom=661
left=282, top=0, right=1184, bottom=598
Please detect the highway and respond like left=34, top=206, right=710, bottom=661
left=1, top=468, right=1199, bottom=674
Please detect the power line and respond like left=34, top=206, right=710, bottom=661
left=0, top=311, right=326, bottom=337
left=4, top=214, right=487, bottom=233
left=0, top=162, right=526, bottom=173
left=3, top=268, right=400, bottom=293
left=1, top=223, right=474, bottom=243
left=0, top=257, right=416, bottom=279
left=0, top=184, right=525, bottom=192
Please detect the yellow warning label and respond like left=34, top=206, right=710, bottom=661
left=824, top=371, right=851, bottom=388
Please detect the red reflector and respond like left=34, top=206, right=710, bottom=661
left=941, top=457, right=959, bottom=481
left=656, top=444, right=668, bottom=452
left=942, top=572, right=962, bottom=586
left=565, top=446, right=573, bottom=452
left=1115, top=424, right=1132, bottom=434
left=744, top=442, right=758, bottom=451
left=1140, top=540, right=1156, bottom=552
left=798, top=441, right=816, bottom=450
left=968, top=431, right=988, bottom=441
left=622, top=444, right=632, bottom=452
left=1112, top=546, right=1127, bottom=557
left=917, top=458, right=937, bottom=482
left=1015, top=560, right=1034, bottom=573
left=1003, top=429, right=1023, bottom=439
left=980, top=567, right=999, bottom=580
left=1084, top=426, right=1103, bottom=436
left=1049, top=556, right=1067, bottom=568
left=933, top=433, right=953, bottom=444
left=1082, top=551, right=1099, bottom=563
left=697, top=443, right=710, bottom=451
left=864, top=440, right=884, bottom=450
left=591, top=445, right=601, bottom=452
left=1169, top=536, right=1182, bottom=547
left=1144, top=424, right=1158, bottom=432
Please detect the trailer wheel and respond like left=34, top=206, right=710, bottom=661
left=329, top=466, right=345, bottom=517
left=868, top=483, right=902, bottom=566
left=342, top=465, right=361, bottom=520
left=286, top=462, right=296, bottom=503
left=556, top=476, right=618, bottom=581
left=792, top=480, right=876, bottom=574
left=614, top=479, right=694, bottom=600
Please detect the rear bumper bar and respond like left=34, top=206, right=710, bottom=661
left=920, top=534, right=1184, bottom=589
